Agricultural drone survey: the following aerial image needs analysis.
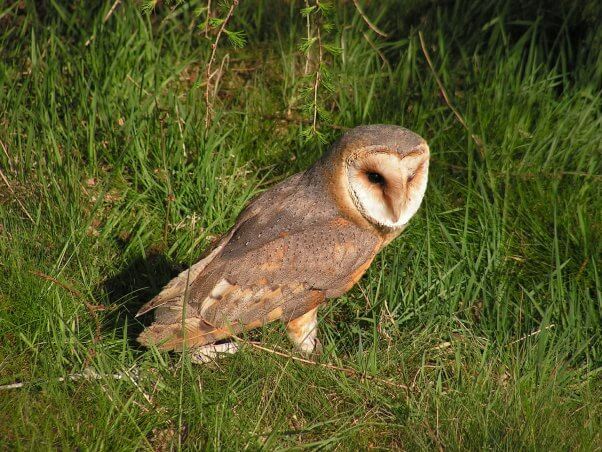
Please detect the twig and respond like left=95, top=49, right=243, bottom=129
left=205, top=0, right=212, bottom=39
left=304, top=0, right=311, bottom=76
left=352, top=0, right=389, bottom=38
left=418, top=31, right=484, bottom=156
left=559, top=171, right=602, bottom=179
left=174, top=103, right=187, bottom=158
left=126, top=74, right=150, bottom=96
left=507, top=324, right=555, bottom=346
left=84, top=0, right=122, bottom=45
left=362, top=32, right=390, bottom=70
left=0, top=343, right=407, bottom=393
left=310, top=13, right=323, bottom=134
left=103, top=0, right=122, bottom=23
left=204, top=0, right=239, bottom=129
left=212, top=53, right=231, bottom=99
left=0, top=168, right=34, bottom=223
left=233, top=337, right=409, bottom=391
left=0, top=368, right=138, bottom=391
left=30, top=270, right=83, bottom=297
left=0, top=139, right=14, bottom=173
left=357, top=283, right=373, bottom=309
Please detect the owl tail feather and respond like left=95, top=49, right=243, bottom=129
left=137, top=317, right=234, bottom=351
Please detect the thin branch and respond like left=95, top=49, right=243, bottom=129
left=0, top=168, right=34, bottom=223
left=174, top=104, right=187, bottom=158
left=0, top=368, right=138, bottom=391
left=29, top=270, right=82, bottom=297
left=204, top=0, right=239, bottom=129
left=243, top=341, right=409, bottom=390
left=84, top=0, right=122, bottom=46
left=0, top=139, right=14, bottom=173
left=126, top=74, right=150, bottom=96
left=311, top=14, right=323, bottom=134
left=507, top=324, right=555, bottom=346
left=362, top=31, right=390, bottom=70
left=304, top=0, right=311, bottom=75
left=418, top=31, right=485, bottom=156
left=205, top=0, right=212, bottom=39
left=212, top=53, right=231, bottom=99
left=352, top=0, right=389, bottom=38
left=103, top=0, right=122, bottom=23
left=0, top=338, right=408, bottom=393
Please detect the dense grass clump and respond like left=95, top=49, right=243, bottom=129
left=0, top=0, right=600, bottom=449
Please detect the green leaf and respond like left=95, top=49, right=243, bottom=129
left=317, top=1, right=334, bottom=15
left=140, top=0, right=157, bottom=14
left=224, top=29, right=247, bottom=48
left=324, top=43, right=343, bottom=55
left=300, top=6, right=317, bottom=17
left=209, top=17, right=225, bottom=27
left=299, top=37, right=317, bottom=53
left=193, top=6, right=207, bottom=17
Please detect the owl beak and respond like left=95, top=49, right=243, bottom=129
left=390, top=198, right=403, bottom=223
left=384, top=187, right=404, bottom=223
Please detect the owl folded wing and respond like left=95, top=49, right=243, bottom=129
left=136, top=216, right=381, bottom=351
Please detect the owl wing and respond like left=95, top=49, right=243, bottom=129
left=138, top=215, right=381, bottom=351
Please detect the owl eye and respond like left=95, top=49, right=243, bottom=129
left=366, top=172, right=385, bottom=185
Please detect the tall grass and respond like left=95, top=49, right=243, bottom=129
left=0, top=0, right=600, bottom=449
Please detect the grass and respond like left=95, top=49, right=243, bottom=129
left=0, top=0, right=600, bottom=449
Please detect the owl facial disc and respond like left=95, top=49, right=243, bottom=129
left=346, top=142, right=429, bottom=230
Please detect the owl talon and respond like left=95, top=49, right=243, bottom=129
left=190, top=342, right=239, bottom=364
left=293, top=336, right=322, bottom=355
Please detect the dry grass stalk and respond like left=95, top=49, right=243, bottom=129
left=419, top=31, right=485, bottom=156
left=0, top=168, right=34, bottom=223
left=352, top=0, right=389, bottom=38
left=204, top=0, right=239, bottom=129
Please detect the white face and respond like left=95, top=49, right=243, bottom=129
left=346, top=146, right=429, bottom=230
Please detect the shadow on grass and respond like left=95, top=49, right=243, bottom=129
left=98, top=249, right=181, bottom=348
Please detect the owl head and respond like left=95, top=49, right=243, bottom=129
left=323, top=125, right=430, bottom=232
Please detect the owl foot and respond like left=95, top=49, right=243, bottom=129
left=286, top=307, right=321, bottom=355
left=190, top=342, right=239, bottom=364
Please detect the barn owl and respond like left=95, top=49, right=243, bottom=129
left=136, top=125, right=429, bottom=362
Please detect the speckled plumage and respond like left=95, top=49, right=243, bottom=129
left=137, top=125, right=429, bottom=355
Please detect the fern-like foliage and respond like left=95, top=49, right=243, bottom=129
left=138, top=1, right=386, bottom=139
left=298, top=1, right=342, bottom=143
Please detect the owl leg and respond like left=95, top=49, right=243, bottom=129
left=286, top=307, right=321, bottom=355
left=190, top=342, right=239, bottom=364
